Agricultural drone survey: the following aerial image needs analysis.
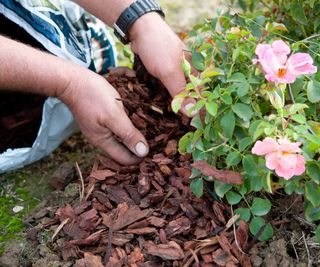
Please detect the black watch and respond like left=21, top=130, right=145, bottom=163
left=113, top=0, right=165, bottom=44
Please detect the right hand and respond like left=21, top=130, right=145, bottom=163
left=60, top=70, right=149, bottom=165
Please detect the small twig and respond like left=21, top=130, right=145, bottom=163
left=160, top=188, right=175, bottom=210
left=189, top=249, right=199, bottom=264
left=182, top=247, right=202, bottom=267
left=116, top=98, right=163, bottom=114
left=75, top=162, right=85, bottom=202
left=52, top=218, right=69, bottom=241
left=272, top=219, right=291, bottom=226
left=85, top=183, right=95, bottom=201
left=302, top=232, right=312, bottom=267
left=104, top=227, right=113, bottom=263
left=231, top=206, right=247, bottom=255
left=291, top=237, right=299, bottom=261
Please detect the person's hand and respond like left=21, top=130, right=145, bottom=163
left=129, top=13, right=195, bottom=114
left=59, top=70, right=149, bottom=165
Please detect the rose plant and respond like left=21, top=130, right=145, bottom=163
left=172, top=0, right=320, bottom=241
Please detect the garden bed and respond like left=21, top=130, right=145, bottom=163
left=1, top=67, right=319, bottom=267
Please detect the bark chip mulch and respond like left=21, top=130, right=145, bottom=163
left=26, top=67, right=252, bottom=267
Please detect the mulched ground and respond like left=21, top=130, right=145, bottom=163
left=21, top=66, right=254, bottom=267
left=2, top=65, right=318, bottom=267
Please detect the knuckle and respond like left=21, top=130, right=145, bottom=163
left=121, top=129, right=137, bottom=145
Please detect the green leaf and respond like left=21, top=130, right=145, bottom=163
left=235, top=208, right=251, bottom=222
left=243, top=155, right=258, bottom=176
left=232, top=103, right=253, bottom=121
left=316, top=225, right=320, bottom=243
left=191, top=115, right=203, bottom=130
left=214, top=181, right=232, bottom=198
left=249, top=217, right=274, bottom=241
left=221, top=94, right=233, bottom=105
left=305, top=181, right=320, bottom=207
left=251, top=197, right=271, bottom=216
left=291, top=114, right=306, bottom=124
left=226, top=191, right=242, bottom=205
left=220, top=111, right=235, bottom=138
left=232, top=47, right=242, bottom=62
left=305, top=134, right=320, bottom=146
left=226, top=151, right=242, bottom=167
left=182, top=57, right=191, bottom=77
left=307, top=163, right=320, bottom=184
left=178, top=132, right=193, bottom=154
left=227, top=72, right=250, bottom=97
left=190, top=178, right=204, bottom=198
left=192, top=49, right=205, bottom=71
left=171, top=97, right=184, bottom=113
left=288, top=103, right=309, bottom=115
left=239, top=137, right=253, bottom=152
left=305, top=201, right=320, bottom=221
left=205, top=102, right=218, bottom=117
left=307, top=80, right=320, bottom=103
left=202, top=68, right=224, bottom=78
left=291, top=0, right=308, bottom=25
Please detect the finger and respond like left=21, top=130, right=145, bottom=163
left=106, top=102, right=149, bottom=158
left=160, top=58, right=197, bottom=117
left=98, top=133, right=142, bottom=165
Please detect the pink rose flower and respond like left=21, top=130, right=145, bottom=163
left=253, top=40, right=317, bottom=84
left=251, top=137, right=305, bottom=180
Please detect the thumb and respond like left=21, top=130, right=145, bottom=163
left=107, top=109, right=149, bottom=158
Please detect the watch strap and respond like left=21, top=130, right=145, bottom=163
left=114, top=0, right=165, bottom=44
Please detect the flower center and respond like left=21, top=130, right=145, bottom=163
left=277, top=68, right=287, bottom=78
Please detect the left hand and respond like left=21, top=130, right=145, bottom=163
left=129, top=13, right=195, bottom=114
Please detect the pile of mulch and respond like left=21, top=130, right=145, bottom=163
left=0, top=91, right=45, bottom=153
left=24, top=67, right=253, bottom=267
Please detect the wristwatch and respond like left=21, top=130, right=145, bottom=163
left=113, top=0, right=165, bottom=44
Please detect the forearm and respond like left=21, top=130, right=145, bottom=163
left=72, top=0, right=135, bottom=26
left=0, top=35, right=86, bottom=99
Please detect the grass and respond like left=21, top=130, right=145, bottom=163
left=0, top=134, right=97, bottom=255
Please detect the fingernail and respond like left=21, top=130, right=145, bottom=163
left=184, top=103, right=197, bottom=116
left=135, top=142, right=148, bottom=157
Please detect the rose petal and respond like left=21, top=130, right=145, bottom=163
left=271, top=40, right=291, bottom=57
left=255, top=44, right=270, bottom=58
left=265, top=152, right=278, bottom=170
left=260, top=48, right=282, bottom=76
left=277, top=153, right=297, bottom=170
left=278, top=139, right=302, bottom=153
left=288, top=53, right=317, bottom=75
left=252, top=138, right=278, bottom=156
left=294, top=154, right=306, bottom=176
left=274, top=165, right=296, bottom=180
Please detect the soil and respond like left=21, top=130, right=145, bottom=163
left=0, top=92, right=45, bottom=153
left=1, top=67, right=320, bottom=267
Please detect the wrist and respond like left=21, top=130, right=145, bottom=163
left=129, top=12, right=164, bottom=42
left=56, top=64, right=90, bottom=106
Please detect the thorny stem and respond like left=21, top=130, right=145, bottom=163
left=260, top=0, right=271, bottom=9
left=287, top=84, right=316, bottom=135
left=302, top=33, right=320, bottom=42
left=288, top=84, right=296, bottom=104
